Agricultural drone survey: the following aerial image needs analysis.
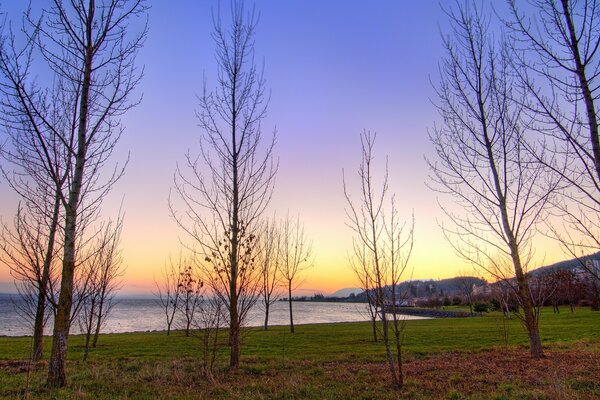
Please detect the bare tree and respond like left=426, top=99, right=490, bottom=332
left=154, top=255, right=185, bottom=336
left=344, top=130, right=413, bottom=389
left=178, top=263, right=204, bottom=337
left=279, top=214, right=312, bottom=334
left=428, top=2, right=556, bottom=359
left=0, top=203, right=60, bottom=361
left=259, top=218, right=281, bottom=330
left=170, top=0, right=276, bottom=368
left=0, top=0, right=147, bottom=386
left=79, top=214, right=124, bottom=360
left=506, top=0, right=600, bottom=282
left=0, top=27, right=70, bottom=362
left=455, top=272, right=479, bottom=315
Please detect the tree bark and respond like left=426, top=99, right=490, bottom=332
left=371, top=316, right=377, bottom=343
left=83, top=297, right=96, bottom=361
left=47, top=2, right=94, bottom=386
left=287, top=280, right=294, bottom=333
left=32, top=191, right=61, bottom=361
left=92, top=293, right=105, bottom=348
left=263, top=303, right=269, bottom=331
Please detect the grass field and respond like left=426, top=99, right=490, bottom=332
left=0, top=307, right=599, bottom=399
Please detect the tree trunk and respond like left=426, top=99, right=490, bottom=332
left=371, top=316, right=378, bottom=343
left=32, top=191, right=61, bottom=361
left=228, top=71, right=241, bottom=367
left=393, top=321, right=403, bottom=388
left=263, top=302, right=269, bottom=331
left=31, top=293, right=47, bottom=362
left=287, top=280, right=294, bottom=333
left=92, top=298, right=104, bottom=348
left=83, top=298, right=95, bottom=361
left=229, top=314, right=240, bottom=367
left=510, top=241, right=544, bottom=358
left=380, top=312, right=399, bottom=388
left=47, top=4, right=94, bottom=385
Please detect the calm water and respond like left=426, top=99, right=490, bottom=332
left=0, top=293, right=426, bottom=336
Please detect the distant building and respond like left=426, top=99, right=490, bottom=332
left=473, top=284, right=491, bottom=296
left=383, top=299, right=413, bottom=307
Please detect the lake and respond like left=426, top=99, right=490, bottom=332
left=0, top=293, right=427, bottom=336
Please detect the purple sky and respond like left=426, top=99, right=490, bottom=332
left=1, top=1, right=560, bottom=294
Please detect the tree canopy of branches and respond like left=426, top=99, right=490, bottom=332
left=428, top=2, right=556, bottom=359
left=344, top=131, right=414, bottom=389
left=0, top=0, right=148, bottom=387
left=279, top=214, right=312, bottom=334
left=171, top=1, right=276, bottom=368
left=78, top=214, right=125, bottom=361
left=0, top=203, right=60, bottom=361
left=505, top=0, right=600, bottom=283
left=154, top=253, right=187, bottom=336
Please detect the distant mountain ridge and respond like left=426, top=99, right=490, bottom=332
left=329, top=288, right=362, bottom=298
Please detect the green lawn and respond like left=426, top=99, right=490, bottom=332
left=1, top=307, right=599, bottom=399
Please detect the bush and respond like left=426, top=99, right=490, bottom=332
left=451, top=296, right=462, bottom=306
left=473, top=302, right=489, bottom=313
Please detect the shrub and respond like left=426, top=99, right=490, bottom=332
left=473, top=302, right=489, bottom=313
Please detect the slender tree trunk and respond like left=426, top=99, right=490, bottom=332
left=229, top=315, right=240, bottom=367
left=287, top=280, right=294, bottom=333
left=47, top=4, right=94, bottom=385
left=263, top=302, right=269, bottom=331
left=228, top=71, right=241, bottom=368
left=371, top=316, right=378, bottom=343
left=393, top=320, right=403, bottom=388
left=512, top=255, right=544, bottom=358
left=32, top=293, right=47, bottom=362
left=32, top=191, right=62, bottom=361
left=380, top=311, right=398, bottom=388
left=83, top=298, right=96, bottom=361
left=92, top=297, right=104, bottom=348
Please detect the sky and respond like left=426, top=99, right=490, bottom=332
left=0, top=1, right=568, bottom=295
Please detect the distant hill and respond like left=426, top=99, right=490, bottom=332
left=329, top=288, right=362, bottom=298
left=529, top=251, right=600, bottom=276
left=351, top=276, right=487, bottom=301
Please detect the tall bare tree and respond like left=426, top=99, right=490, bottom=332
left=344, top=130, right=414, bottom=389
left=171, top=1, right=276, bottom=368
left=279, top=214, right=312, bottom=334
left=506, top=0, right=600, bottom=282
left=0, top=0, right=147, bottom=386
left=429, top=2, right=556, bottom=359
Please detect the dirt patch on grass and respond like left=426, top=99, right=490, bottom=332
left=323, top=345, right=600, bottom=399
left=0, top=359, right=34, bottom=373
